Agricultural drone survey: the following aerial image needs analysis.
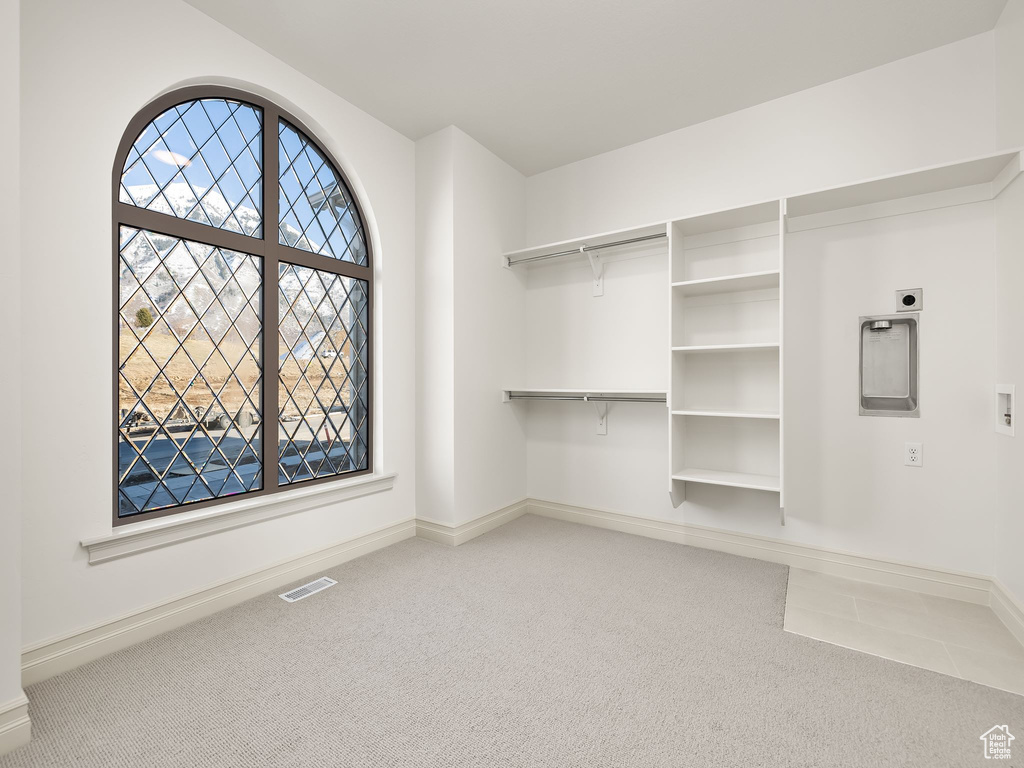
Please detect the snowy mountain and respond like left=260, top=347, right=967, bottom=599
left=123, top=180, right=328, bottom=255
left=123, top=181, right=263, bottom=239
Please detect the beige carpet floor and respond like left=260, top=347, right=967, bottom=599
left=2, top=514, right=1021, bottom=767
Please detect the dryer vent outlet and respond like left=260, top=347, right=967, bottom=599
left=896, top=289, right=923, bottom=312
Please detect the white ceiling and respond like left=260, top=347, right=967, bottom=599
left=184, top=0, right=1008, bottom=175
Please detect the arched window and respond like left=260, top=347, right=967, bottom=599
left=115, top=87, right=372, bottom=524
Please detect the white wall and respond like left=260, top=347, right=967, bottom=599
left=518, top=31, right=1005, bottom=574
left=522, top=246, right=673, bottom=516
left=415, top=129, right=456, bottom=525
left=1, top=0, right=26, bottom=740
left=526, top=33, right=997, bottom=243
left=996, top=0, right=1024, bottom=148
left=451, top=129, right=528, bottom=524
left=994, top=175, right=1024, bottom=602
left=415, top=127, right=527, bottom=526
left=20, top=0, right=417, bottom=648
left=785, top=204, right=996, bottom=571
left=524, top=247, right=668, bottom=391
left=994, top=0, right=1024, bottom=605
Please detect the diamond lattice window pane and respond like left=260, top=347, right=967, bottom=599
left=278, top=120, right=368, bottom=265
left=120, top=99, right=263, bottom=237
left=118, top=226, right=263, bottom=517
left=278, top=263, right=369, bottom=484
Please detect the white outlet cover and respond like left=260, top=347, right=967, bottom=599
left=904, top=442, right=923, bottom=467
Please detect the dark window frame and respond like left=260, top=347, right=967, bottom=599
left=112, top=85, right=374, bottom=526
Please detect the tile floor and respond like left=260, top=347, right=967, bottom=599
left=784, top=568, right=1024, bottom=697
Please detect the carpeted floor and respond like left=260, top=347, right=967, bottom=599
left=2, top=514, right=1021, bottom=767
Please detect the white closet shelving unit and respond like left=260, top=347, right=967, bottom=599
left=502, top=148, right=1023, bottom=526
left=667, top=200, right=784, bottom=514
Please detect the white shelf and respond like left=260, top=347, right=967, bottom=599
left=672, top=343, right=780, bottom=353
left=504, top=388, right=666, bottom=402
left=671, top=409, right=779, bottom=419
left=786, top=151, right=1021, bottom=218
left=503, top=222, right=667, bottom=266
left=672, top=468, right=780, bottom=492
left=671, top=270, right=780, bottom=296
left=672, top=350, right=780, bottom=414
left=504, top=388, right=666, bottom=395
left=672, top=201, right=780, bottom=237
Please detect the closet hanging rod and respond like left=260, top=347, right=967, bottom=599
left=506, top=232, right=667, bottom=266
left=506, top=393, right=667, bottom=403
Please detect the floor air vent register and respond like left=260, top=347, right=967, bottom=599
left=279, top=577, right=338, bottom=603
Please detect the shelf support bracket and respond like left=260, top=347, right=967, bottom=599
left=670, top=480, right=685, bottom=508
left=582, top=245, right=603, bottom=297
left=584, top=395, right=608, bottom=434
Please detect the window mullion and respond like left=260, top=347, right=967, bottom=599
left=262, top=105, right=281, bottom=492
left=271, top=244, right=371, bottom=280
left=115, top=203, right=267, bottom=256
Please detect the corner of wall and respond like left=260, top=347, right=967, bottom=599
left=2, top=0, right=27, bottom=756
left=414, top=128, right=458, bottom=525
left=450, top=129, right=529, bottom=525
left=412, top=126, right=529, bottom=527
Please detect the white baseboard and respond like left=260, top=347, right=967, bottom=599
left=416, top=500, right=527, bottom=546
left=991, top=578, right=1024, bottom=648
left=22, top=518, right=415, bottom=685
left=0, top=693, right=30, bottom=757
left=526, top=499, right=994, bottom=604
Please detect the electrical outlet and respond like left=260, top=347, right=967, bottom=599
left=905, top=442, right=923, bottom=467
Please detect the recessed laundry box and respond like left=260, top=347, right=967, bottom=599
left=859, top=314, right=919, bottom=417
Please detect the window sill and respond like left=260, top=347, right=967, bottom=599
left=81, top=472, right=397, bottom=564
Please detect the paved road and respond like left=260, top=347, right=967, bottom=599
left=118, top=416, right=364, bottom=514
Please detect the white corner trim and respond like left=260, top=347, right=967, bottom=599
left=0, top=693, right=30, bottom=757
left=416, top=500, right=528, bottom=546
left=527, top=499, right=993, bottom=604
left=991, top=578, right=1024, bottom=648
left=26, top=517, right=414, bottom=685
left=992, top=151, right=1023, bottom=199
left=82, top=472, right=397, bottom=564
